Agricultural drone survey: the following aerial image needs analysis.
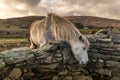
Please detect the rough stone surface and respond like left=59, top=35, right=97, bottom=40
left=95, top=69, right=112, bottom=76
left=1, top=47, right=34, bottom=65
left=0, top=59, right=5, bottom=68
left=8, top=68, right=22, bottom=80
left=0, top=32, right=120, bottom=80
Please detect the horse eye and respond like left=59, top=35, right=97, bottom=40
left=83, top=47, right=86, bottom=50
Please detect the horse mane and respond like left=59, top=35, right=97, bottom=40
left=47, top=13, right=81, bottom=41
left=31, top=13, right=89, bottom=49
left=46, top=13, right=89, bottom=48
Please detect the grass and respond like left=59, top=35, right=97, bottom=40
left=79, top=29, right=99, bottom=34
left=0, top=38, right=28, bottom=44
left=0, top=28, right=99, bottom=52
left=0, top=38, right=29, bottom=51
left=0, top=28, right=29, bottom=51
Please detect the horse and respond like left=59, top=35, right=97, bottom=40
left=30, top=13, right=90, bottom=64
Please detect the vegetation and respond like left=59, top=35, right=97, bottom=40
left=0, top=38, right=29, bottom=51
left=2, top=15, right=115, bottom=51
left=0, top=28, right=29, bottom=51
left=0, top=28, right=99, bottom=51
left=79, top=29, right=99, bottom=34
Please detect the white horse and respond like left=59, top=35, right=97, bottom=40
left=30, top=13, right=90, bottom=64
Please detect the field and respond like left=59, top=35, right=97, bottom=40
left=0, top=27, right=99, bottom=52
left=0, top=28, right=30, bottom=51
left=0, top=16, right=100, bottom=52
left=0, top=15, right=120, bottom=51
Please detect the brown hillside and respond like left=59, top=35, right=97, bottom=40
left=0, top=16, right=120, bottom=29
left=65, top=16, right=120, bottom=28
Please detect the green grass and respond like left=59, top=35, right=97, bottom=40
left=0, top=38, right=28, bottom=44
left=0, top=38, right=29, bottom=51
left=0, top=25, right=20, bottom=29
left=0, top=28, right=99, bottom=51
left=79, top=29, right=99, bottom=34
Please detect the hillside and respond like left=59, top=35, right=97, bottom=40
left=0, top=16, right=120, bottom=29
left=66, top=16, right=120, bottom=28
left=0, top=16, right=44, bottom=29
left=0, top=15, right=120, bottom=51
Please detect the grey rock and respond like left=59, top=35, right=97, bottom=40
left=106, top=61, right=120, bottom=68
left=97, top=38, right=112, bottom=43
left=44, top=56, right=53, bottom=63
left=95, top=69, right=112, bottom=76
left=52, top=76, right=59, bottom=80
left=4, top=77, right=11, bottom=80
left=2, top=47, right=34, bottom=65
left=65, top=76, right=72, bottom=80
left=0, top=59, right=5, bottom=68
left=111, top=77, right=120, bottom=80
left=112, top=37, right=120, bottom=44
left=58, top=69, right=68, bottom=75
left=91, top=43, right=114, bottom=48
left=112, top=69, right=120, bottom=77
left=88, top=37, right=97, bottom=43
left=8, top=68, right=22, bottom=80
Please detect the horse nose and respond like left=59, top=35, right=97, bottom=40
left=81, top=57, right=89, bottom=65
left=82, top=60, right=88, bottom=64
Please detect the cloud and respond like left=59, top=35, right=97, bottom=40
left=0, top=0, right=120, bottom=20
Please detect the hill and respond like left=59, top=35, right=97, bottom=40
left=0, top=16, right=44, bottom=29
left=0, top=16, right=120, bottom=51
left=66, top=16, right=120, bottom=28
left=0, top=16, right=120, bottom=29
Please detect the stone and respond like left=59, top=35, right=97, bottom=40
left=106, top=61, right=120, bottom=68
left=1, top=39, right=120, bottom=80
left=96, top=62, right=104, bottom=69
left=112, top=69, right=120, bottom=77
left=8, top=68, right=22, bottom=80
left=58, top=69, right=68, bottom=75
left=0, top=59, right=5, bottom=68
left=55, top=53, right=62, bottom=57
left=112, top=32, right=120, bottom=44
left=95, top=69, right=112, bottom=76
left=97, top=39, right=112, bottom=43
left=111, top=77, right=120, bottom=80
left=112, top=37, right=120, bottom=44
left=11, top=47, right=29, bottom=51
left=73, top=76, right=92, bottom=80
left=2, top=47, right=34, bottom=65
left=90, top=43, right=114, bottom=48
left=44, top=56, right=53, bottom=63
left=38, top=64, right=58, bottom=70
left=88, top=37, right=97, bottom=43
left=65, top=76, right=72, bottom=80
left=84, top=76, right=93, bottom=80
left=52, top=76, right=59, bottom=80
left=4, top=77, right=11, bottom=80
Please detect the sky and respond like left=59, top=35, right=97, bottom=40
left=0, top=0, right=120, bottom=20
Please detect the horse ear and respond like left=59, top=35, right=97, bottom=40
left=79, top=36, right=82, bottom=40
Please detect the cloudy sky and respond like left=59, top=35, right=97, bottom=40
left=0, top=0, right=120, bottom=20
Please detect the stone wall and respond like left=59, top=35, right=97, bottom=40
left=0, top=41, right=91, bottom=80
left=87, top=32, right=120, bottom=80
left=0, top=33, right=120, bottom=80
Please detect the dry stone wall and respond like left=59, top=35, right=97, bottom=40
left=0, top=32, right=120, bottom=80
left=87, top=32, right=120, bottom=80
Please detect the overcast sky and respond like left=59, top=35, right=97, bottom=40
left=0, top=0, right=120, bottom=20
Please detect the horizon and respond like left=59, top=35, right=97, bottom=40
left=0, top=0, right=120, bottom=20
left=1, top=15, right=120, bottom=21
